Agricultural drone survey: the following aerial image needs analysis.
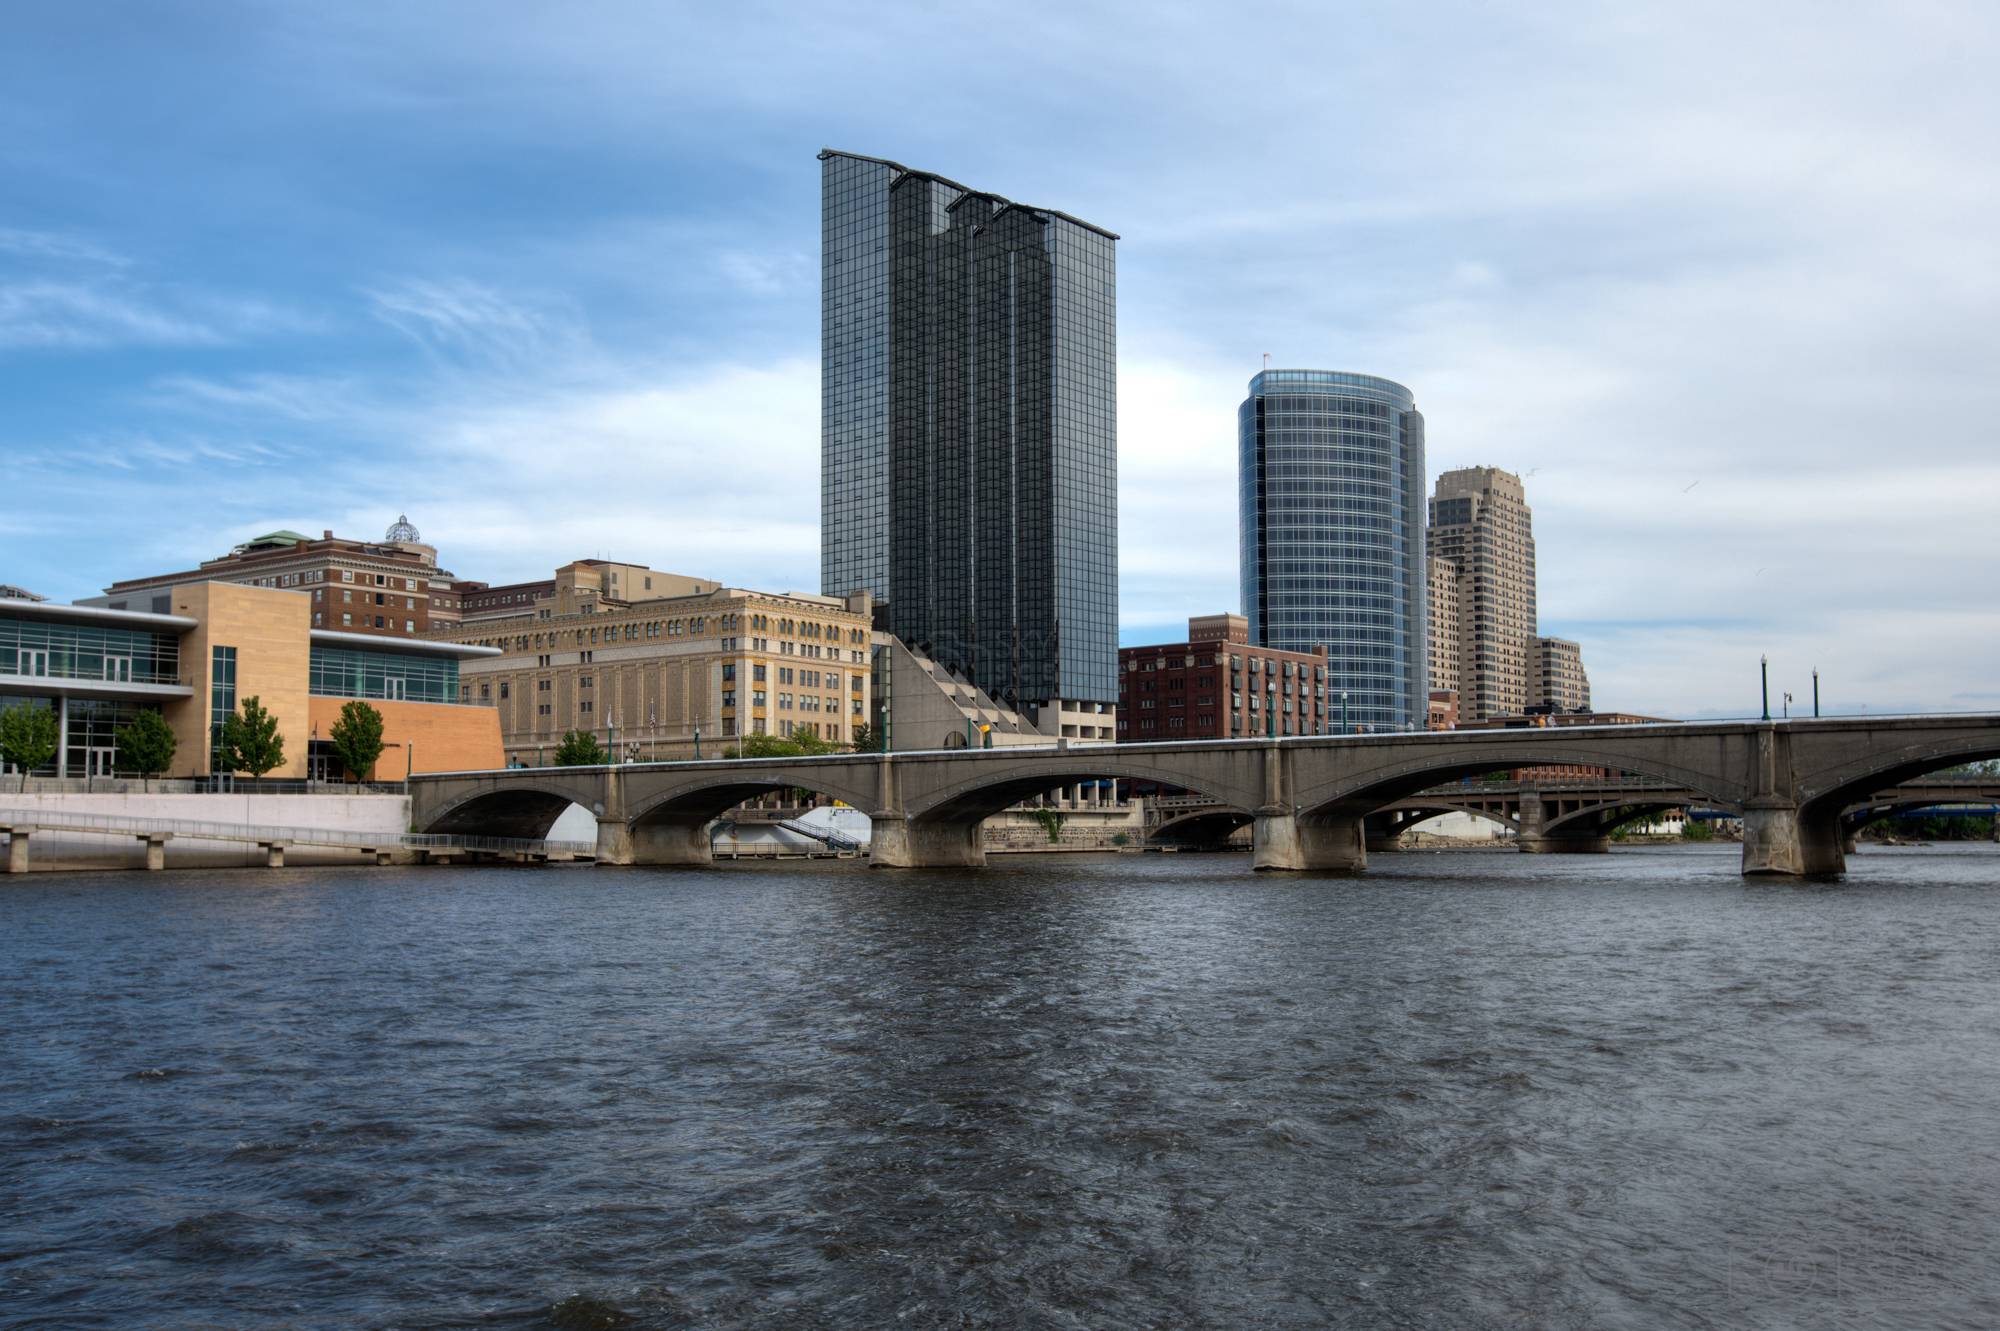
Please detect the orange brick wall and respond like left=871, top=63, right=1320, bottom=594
left=308, top=696, right=503, bottom=779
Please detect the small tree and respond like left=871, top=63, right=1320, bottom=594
left=0, top=704, right=58, bottom=791
left=849, top=721, right=876, bottom=754
left=329, top=700, right=386, bottom=783
left=730, top=731, right=803, bottom=759
left=219, top=695, right=286, bottom=777
left=115, top=710, right=178, bottom=790
left=554, top=729, right=607, bottom=766
left=791, top=727, right=840, bottom=757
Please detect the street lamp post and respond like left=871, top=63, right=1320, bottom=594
left=1812, top=669, right=1820, bottom=718
left=693, top=722, right=702, bottom=760
left=1341, top=691, right=1349, bottom=736
left=1266, top=685, right=1275, bottom=738
left=1761, top=655, right=1770, bottom=721
left=1783, top=691, right=1792, bottom=720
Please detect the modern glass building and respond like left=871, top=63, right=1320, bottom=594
left=1239, top=370, right=1427, bottom=732
left=1, top=584, right=501, bottom=781
left=820, top=150, right=1118, bottom=724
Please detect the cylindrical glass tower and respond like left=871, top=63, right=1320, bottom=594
left=1239, top=370, right=1426, bottom=731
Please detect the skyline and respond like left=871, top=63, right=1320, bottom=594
left=5, top=2, right=1998, bottom=719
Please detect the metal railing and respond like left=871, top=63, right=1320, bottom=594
left=774, top=817, right=861, bottom=852
left=0, top=775, right=406, bottom=797
left=0, top=808, right=591, bottom=857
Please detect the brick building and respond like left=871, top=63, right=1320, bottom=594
left=1117, top=614, right=1330, bottom=743
left=95, top=517, right=458, bottom=641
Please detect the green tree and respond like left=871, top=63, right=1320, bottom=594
left=729, top=731, right=803, bottom=759
left=0, top=704, right=58, bottom=791
left=115, top=709, right=178, bottom=790
left=791, top=726, right=840, bottom=757
left=849, top=720, right=876, bottom=754
left=329, top=700, right=386, bottom=783
left=219, top=695, right=286, bottom=777
left=554, top=729, right=608, bottom=766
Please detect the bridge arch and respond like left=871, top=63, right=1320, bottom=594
left=1798, top=737, right=2000, bottom=826
left=418, top=780, right=599, bottom=839
left=1150, top=808, right=1255, bottom=846
left=903, top=757, right=1258, bottom=826
left=1385, top=801, right=1520, bottom=837
left=1291, top=741, right=1745, bottom=824
left=623, top=767, right=880, bottom=829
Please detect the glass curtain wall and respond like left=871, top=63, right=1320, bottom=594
left=0, top=615, right=180, bottom=684
left=1239, top=371, right=1426, bottom=731
left=823, top=149, right=1118, bottom=714
left=309, top=645, right=460, bottom=703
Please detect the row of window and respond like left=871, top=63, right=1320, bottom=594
left=0, top=617, right=180, bottom=685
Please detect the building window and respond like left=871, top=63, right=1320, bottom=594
left=209, top=645, right=237, bottom=765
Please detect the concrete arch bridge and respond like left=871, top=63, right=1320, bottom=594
left=408, top=715, right=2000, bottom=877
left=1153, top=774, right=2000, bottom=857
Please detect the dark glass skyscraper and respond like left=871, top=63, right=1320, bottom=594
left=820, top=150, right=1118, bottom=719
left=1239, top=370, right=1426, bottom=731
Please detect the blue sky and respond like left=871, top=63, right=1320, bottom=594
left=4, top=1, right=1997, bottom=717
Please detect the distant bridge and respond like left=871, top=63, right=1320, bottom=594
left=1148, top=775, right=2000, bottom=854
left=410, top=715, right=2000, bottom=876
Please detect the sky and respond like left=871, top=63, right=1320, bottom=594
left=3, top=0, right=1997, bottom=719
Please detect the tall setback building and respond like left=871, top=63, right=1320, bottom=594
left=1529, top=636, right=1591, bottom=714
left=1427, top=467, right=1537, bottom=721
left=1238, top=370, right=1427, bottom=731
left=819, top=149, right=1118, bottom=736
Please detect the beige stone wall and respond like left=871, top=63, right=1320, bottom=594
left=165, top=582, right=313, bottom=777
left=1426, top=555, right=1461, bottom=694
left=1428, top=467, right=1537, bottom=722
left=434, top=583, right=872, bottom=763
left=307, top=696, right=503, bottom=777
left=1528, top=636, right=1591, bottom=713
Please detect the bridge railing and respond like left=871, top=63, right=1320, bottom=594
left=0, top=808, right=592, bottom=857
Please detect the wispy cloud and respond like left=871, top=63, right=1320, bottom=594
left=0, top=227, right=129, bottom=267
left=365, top=278, right=587, bottom=368
left=150, top=371, right=366, bottom=423
left=0, top=280, right=224, bottom=349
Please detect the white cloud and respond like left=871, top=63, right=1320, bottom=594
left=365, top=278, right=587, bottom=367
left=0, top=280, right=224, bottom=348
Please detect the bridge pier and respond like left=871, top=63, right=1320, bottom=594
left=136, top=833, right=169, bottom=871
left=1253, top=810, right=1367, bottom=872
left=1741, top=800, right=1845, bottom=876
left=868, top=815, right=984, bottom=869
left=5, top=829, right=28, bottom=874
left=595, top=815, right=714, bottom=867
left=259, top=841, right=286, bottom=868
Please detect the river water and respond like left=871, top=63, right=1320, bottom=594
left=3, top=845, right=1998, bottom=1329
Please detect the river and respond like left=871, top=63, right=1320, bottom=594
left=3, top=845, right=1998, bottom=1329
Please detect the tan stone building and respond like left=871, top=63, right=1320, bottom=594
left=1528, top=636, right=1591, bottom=714
left=98, top=517, right=460, bottom=640
left=1425, top=555, right=1461, bottom=697
left=1427, top=467, right=1537, bottom=722
left=428, top=561, right=874, bottom=765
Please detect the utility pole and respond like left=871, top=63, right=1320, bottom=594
left=1761, top=656, right=1770, bottom=721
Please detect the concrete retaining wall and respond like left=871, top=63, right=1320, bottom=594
left=0, top=793, right=412, bottom=871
